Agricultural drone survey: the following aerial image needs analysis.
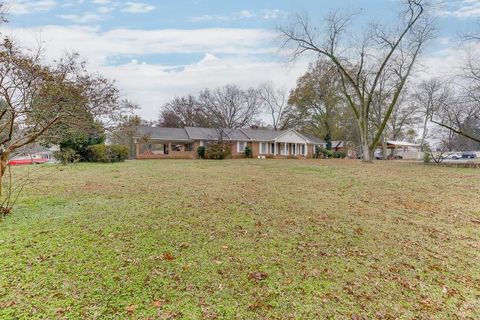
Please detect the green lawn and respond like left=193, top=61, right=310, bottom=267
left=0, top=159, right=479, bottom=319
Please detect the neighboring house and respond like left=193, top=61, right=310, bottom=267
left=133, top=126, right=330, bottom=159
left=375, top=141, right=422, bottom=160
left=8, top=145, right=58, bottom=165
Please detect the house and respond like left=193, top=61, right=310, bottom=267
left=133, top=126, right=330, bottom=159
left=8, top=145, right=58, bottom=165
left=375, top=140, right=422, bottom=160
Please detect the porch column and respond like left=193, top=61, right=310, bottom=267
left=304, top=143, right=308, bottom=157
left=135, top=140, right=140, bottom=158
left=168, top=142, right=172, bottom=155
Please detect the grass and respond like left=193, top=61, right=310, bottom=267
left=0, top=159, right=479, bottom=319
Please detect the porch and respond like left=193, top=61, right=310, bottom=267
left=135, top=139, right=196, bottom=159
left=258, top=142, right=308, bottom=157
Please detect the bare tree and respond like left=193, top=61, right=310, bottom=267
left=428, top=42, right=480, bottom=144
left=197, top=84, right=262, bottom=129
left=412, top=78, right=451, bottom=148
left=279, top=0, right=435, bottom=161
left=259, top=82, right=289, bottom=130
left=158, top=95, right=209, bottom=128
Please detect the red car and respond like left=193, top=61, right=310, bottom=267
left=7, top=156, right=48, bottom=166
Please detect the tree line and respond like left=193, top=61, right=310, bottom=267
left=155, top=0, right=479, bottom=161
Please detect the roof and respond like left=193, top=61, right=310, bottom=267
left=222, top=128, right=250, bottom=141
left=387, top=140, right=421, bottom=147
left=239, top=128, right=287, bottom=141
left=135, top=126, right=333, bottom=145
left=184, top=127, right=221, bottom=140
left=136, top=126, right=192, bottom=141
left=303, top=134, right=324, bottom=144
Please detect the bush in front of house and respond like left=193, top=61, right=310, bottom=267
left=108, top=144, right=129, bottom=162
left=314, top=146, right=322, bottom=158
left=197, top=146, right=206, bottom=159
left=332, top=151, right=347, bottom=159
left=244, top=146, right=252, bottom=158
left=85, top=144, right=129, bottom=163
left=205, top=142, right=231, bottom=160
left=317, top=147, right=334, bottom=158
left=53, top=148, right=79, bottom=165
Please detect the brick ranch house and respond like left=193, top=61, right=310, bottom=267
left=133, top=126, right=343, bottom=159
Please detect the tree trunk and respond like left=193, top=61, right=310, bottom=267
left=420, top=116, right=429, bottom=149
left=359, top=121, right=373, bottom=163
left=0, top=153, right=9, bottom=199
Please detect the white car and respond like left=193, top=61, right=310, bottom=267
left=442, top=152, right=463, bottom=160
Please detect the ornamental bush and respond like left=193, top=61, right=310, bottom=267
left=244, top=146, right=252, bottom=158
left=53, top=148, right=79, bottom=165
left=197, top=146, right=206, bottom=159
left=85, top=144, right=128, bottom=163
left=205, top=142, right=231, bottom=160
left=332, top=151, right=347, bottom=159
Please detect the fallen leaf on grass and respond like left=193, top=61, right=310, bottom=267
left=248, top=271, right=268, bottom=282
left=248, top=300, right=272, bottom=311
left=152, top=300, right=165, bottom=308
left=125, top=304, right=137, bottom=314
left=163, top=252, right=175, bottom=261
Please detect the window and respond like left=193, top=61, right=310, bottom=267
left=185, top=143, right=194, bottom=152
left=260, top=142, right=268, bottom=154
left=271, top=143, right=275, bottom=154
left=237, top=141, right=247, bottom=153
left=300, top=144, right=306, bottom=155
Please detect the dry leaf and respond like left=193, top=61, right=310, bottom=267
left=163, top=252, right=174, bottom=261
left=125, top=304, right=137, bottom=314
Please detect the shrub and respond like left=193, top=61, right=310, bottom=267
left=59, top=131, right=106, bottom=161
left=423, top=151, right=431, bottom=163
left=205, top=142, right=231, bottom=160
left=318, top=147, right=333, bottom=158
left=314, top=146, right=322, bottom=159
left=244, top=145, right=252, bottom=158
left=85, top=144, right=107, bottom=162
left=197, top=146, right=206, bottom=159
left=108, top=145, right=129, bottom=162
left=53, top=148, right=79, bottom=165
left=85, top=144, right=128, bottom=163
left=332, top=151, right=347, bottom=159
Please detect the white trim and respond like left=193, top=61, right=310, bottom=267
left=237, top=141, right=247, bottom=153
left=260, top=142, right=268, bottom=154
left=274, top=129, right=310, bottom=144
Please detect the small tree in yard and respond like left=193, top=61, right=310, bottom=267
left=0, top=38, right=126, bottom=214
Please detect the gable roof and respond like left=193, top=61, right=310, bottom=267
left=135, top=125, right=327, bottom=144
left=239, top=128, right=287, bottom=141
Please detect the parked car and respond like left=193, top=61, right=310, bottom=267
left=442, top=152, right=463, bottom=160
left=7, top=154, right=48, bottom=166
left=462, top=152, right=477, bottom=159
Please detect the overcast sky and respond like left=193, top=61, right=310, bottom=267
left=1, top=0, right=479, bottom=120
